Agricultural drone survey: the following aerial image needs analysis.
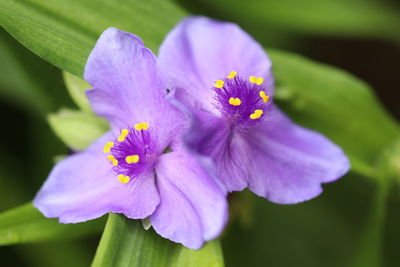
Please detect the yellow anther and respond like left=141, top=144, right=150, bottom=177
left=107, top=155, right=119, bottom=166
left=125, top=155, right=140, bottom=164
left=118, top=129, right=129, bottom=142
left=229, top=97, right=241, bottom=106
left=250, top=113, right=258, bottom=119
left=227, top=71, right=237, bottom=79
left=118, top=174, right=130, bottom=184
left=214, top=80, right=225, bottom=88
left=103, top=142, right=114, bottom=153
left=250, top=109, right=264, bottom=120
left=259, top=91, right=269, bottom=103
left=249, top=76, right=264, bottom=85
left=134, top=122, right=149, bottom=131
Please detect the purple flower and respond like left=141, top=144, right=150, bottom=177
left=33, top=28, right=228, bottom=249
left=159, top=17, right=350, bottom=204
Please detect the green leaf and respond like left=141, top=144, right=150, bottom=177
left=63, top=71, right=92, bottom=113
left=269, top=49, right=400, bottom=177
left=351, top=138, right=400, bottom=267
left=182, top=0, right=400, bottom=43
left=0, top=0, right=185, bottom=76
left=91, top=214, right=224, bottom=267
left=48, top=109, right=108, bottom=151
left=0, top=203, right=105, bottom=246
left=0, top=28, right=51, bottom=113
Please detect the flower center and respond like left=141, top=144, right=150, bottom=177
left=103, top=122, right=159, bottom=184
left=212, top=71, right=271, bottom=128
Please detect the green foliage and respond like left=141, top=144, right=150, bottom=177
left=48, top=109, right=108, bottom=151
left=0, top=30, right=50, bottom=114
left=63, top=72, right=93, bottom=113
left=0, top=0, right=185, bottom=76
left=0, top=203, right=105, bottom=246
left=92, top=214, right=224, bottom=267
left=181, top=0, right=400, bottom=44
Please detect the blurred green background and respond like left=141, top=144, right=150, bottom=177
left=1, top=0, right=400, bottom=266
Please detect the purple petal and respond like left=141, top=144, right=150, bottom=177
left=84, top=28, right=180, bottom=143
left=170, top=88, right=249, bottom=192
left=158, top=16, right=273, bottom=113
left=179, top=95, right=349, bottom=203
left=246, top=107, right=350, bottom=204
left=150, top=149, right=228, bottom=249
left=33, top=134, right=160, bottom=223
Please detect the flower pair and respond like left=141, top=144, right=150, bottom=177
left=34, top=17, right=349, bottom=249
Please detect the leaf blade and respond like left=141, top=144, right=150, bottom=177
left=91, top=214, right=224, bottom=267
left=0, top=203, right=105, bottom=246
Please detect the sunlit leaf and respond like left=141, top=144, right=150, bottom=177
left=0, top=0, right=185, bottom=76
left=92, top=214, right=224, bottom=267
left=48, top=109, right=108, bottom=151
left=0, top=203, right=105, bottom=246
left=63, top=72, right=92, bottom=113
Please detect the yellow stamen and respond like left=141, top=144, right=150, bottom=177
left=214, top=80, right=224, bottom=88
left=107, top=155, right=119, bottom=166
left=103, top=142, right=114, bottom=153
left=118, top=129, right=129, bottom=142
left=118, top=174, right=130, bottom=184
left=125, top=155, right=140, bottom=164
left=134, top=122, right=149, bottom=131
left=250, top=109, right=264, bottom=120
left=259, top=91, right=269, bottom=103
left=227, top=71, right=237, bottom=79
left=228, top=97, right=241, bottom=106
left=249, top=76, right=264, bottom=85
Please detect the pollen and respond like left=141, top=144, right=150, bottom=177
left=107, top=155, right=119, bottom=166
left=249, top=76, right=264, bottom=85
left=118, top=129, right=129, bottom=142
left=214, top=80, right=225, bottom=88
left=250, top=109, right=264, bottom=119
left=103, top=142, right=114, bottom=153
left=229, top=97, right=241, bottom=106
left=134, top=122, right=149, bottom=131
left=118, top=174, right=130, bottom=184
left=125, top=155, right=140, bottom=164
left=227, top=71, right=237, bottom=79
left=259, top=91, right=269, bottom=103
